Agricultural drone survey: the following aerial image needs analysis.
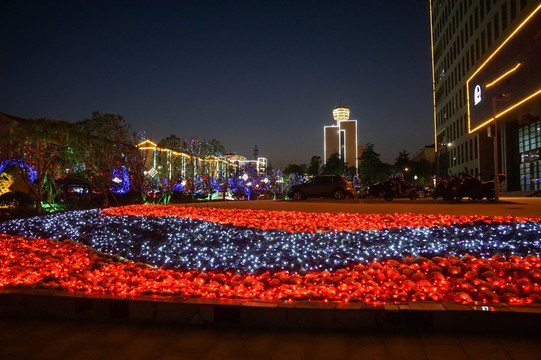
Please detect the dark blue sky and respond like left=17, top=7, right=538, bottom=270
left=1, top=0, right=433, bottom=169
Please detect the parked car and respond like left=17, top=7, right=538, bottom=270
left=362, top=179, right=422, bottom=201
left=288, top=175, right=356, bottom=200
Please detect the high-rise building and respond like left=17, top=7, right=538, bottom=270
left=324, top=105, right=358, bottom=173
left=430, top=0, right=541, bottom=191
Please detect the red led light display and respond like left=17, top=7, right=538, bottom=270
left=1, top=233, right=540, bottom=304
left=101, top=204, right=539, bottom=233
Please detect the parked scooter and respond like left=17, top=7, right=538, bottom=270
left=382, top=179, right=420, bottom=201
left=432, top=177, right=462, bottom=201
left=455, top=174, right=506, bottom=202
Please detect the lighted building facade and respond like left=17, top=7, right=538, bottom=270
left=324, top=106, right=358, bottom=173
left=137, top=139, right=237, bottom=181
left=430, top=0, right=541, bottom=191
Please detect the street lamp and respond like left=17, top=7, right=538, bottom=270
left=491, top=93, right=511, bottom=202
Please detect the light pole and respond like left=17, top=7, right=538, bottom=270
left=491, top=94, right=511, bottom=202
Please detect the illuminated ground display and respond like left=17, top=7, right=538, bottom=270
left=467, top=4, right=541, bottom=133
left=1, top=205, right=540, bottom=304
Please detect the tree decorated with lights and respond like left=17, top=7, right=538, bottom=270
left=66, top=112, right=132, bottom=207
left=6, top=118, right=71, bottom=213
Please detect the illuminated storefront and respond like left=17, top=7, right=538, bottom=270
left=431, top=1, right=541, bottom=191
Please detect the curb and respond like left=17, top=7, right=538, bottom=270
left=2, top=290, right=541, bottom=332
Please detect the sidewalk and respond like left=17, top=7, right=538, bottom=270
left=1, top=289, right=541, bottom=360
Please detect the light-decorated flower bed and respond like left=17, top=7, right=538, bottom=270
left=0, top=205, right=540, bottom=304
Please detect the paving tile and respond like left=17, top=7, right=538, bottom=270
left=161, top=326, right=221, bottom=357
left=107, top=326, right=173, bottom=360
left=423, top=343, right=468, bottom=360
left=384, top=333, right=427, bottom=360
left=347, top=333, right=387, bottom=360
left=237, top=330, right=278, bottom=360
left=419, top=332, right=464, bottom=345
left=91, top=321, right=142, bottom=346
left=459, top=336, right=513, bottom=360
left=309, top=333, right=349, bottom=360
left=197, top=330, right=248, bottom=360
left=495, top=334, right=541, bottom=360
left=270, top=332, right=314, bottom=360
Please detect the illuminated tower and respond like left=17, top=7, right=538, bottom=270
left=324, top=105, right=358, bottom=173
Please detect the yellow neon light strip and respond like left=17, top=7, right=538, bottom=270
left=467, top=4, right=541, bottom=84
left=136, top=140, right=158, bottom=147
left=429, top=0, right=438, bottom=152
left=138, top=140, right=240, bottom=165
left=485, top=62, right=522, bottom=88
left=469, top=88, right=541, bottom=133
left=467, top=3, right=541, bottom=133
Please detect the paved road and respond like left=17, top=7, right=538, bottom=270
left=1, top=318, right=540, bottom=360
left=188, top=197, right=541, bottom=218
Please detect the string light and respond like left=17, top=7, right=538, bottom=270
left=110, top=166, right=130, bottom=194
left=0, top=205, right=539, bottom=304
left=0, top=159, right=37, bottom=184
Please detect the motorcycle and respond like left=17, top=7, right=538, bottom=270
left=382, top=179, right=420, bottom=201
left=432, top=177, right=462, bottom=201
left=455, top=174, right=506, bottom=202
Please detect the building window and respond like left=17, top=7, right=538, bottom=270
left=481, top=30, right=486, bottom=53
left=501, top=4, right=507, bottom=29
left=493, top=13, right=500, bottom=39
left=509, top=0, right=516, bottom=22
left=487, top=23, right=492, bottom=48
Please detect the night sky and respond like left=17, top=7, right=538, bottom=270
left=1, top=0, right=434, bottom=169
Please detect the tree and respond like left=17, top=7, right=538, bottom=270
left=307, top=156, right=321, bottom=176
left=358, top=143, right=390, bottom=185
left=124, top=133, right=149, bottom=203
left=182, top=136, right=226, bottom=157
left=283, top=164, right=306, bottom=176
left=8, top=118, right=71, bottom=213
left=393, top=150, right=410, bottom=174
left=322, top=153, right=345, bottom=175
left=207, top=138, right=226, bottom=156
left=67, top=112, right=131, bottom=207
left=409, top=159, right=434, bottom=185
left=158, top=134, right=182, bottom=150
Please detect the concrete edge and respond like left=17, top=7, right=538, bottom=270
left=1, top=289, right=540, bottom=332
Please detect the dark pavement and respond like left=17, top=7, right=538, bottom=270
left=1, top=317, right=540, bottom=360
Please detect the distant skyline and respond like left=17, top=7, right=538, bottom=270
left=1, top=0, right=434, bottom=169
